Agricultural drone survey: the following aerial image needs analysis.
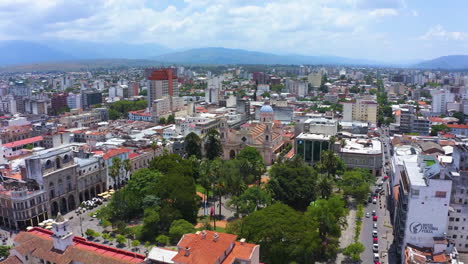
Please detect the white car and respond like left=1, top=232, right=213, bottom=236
left=366, top=212, right=370, bottom=218
left=374, top=253, right=380, bottom=262
left=372, top=230, right=378, bottom=238
left=373, top=244, right=379, bottom=252
left=372, top=198, right=377, bottom=204
left=373, top=223, right=378, bottom=229
left=372, top=210, right=376, bottom=216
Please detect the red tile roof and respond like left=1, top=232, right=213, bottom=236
left=128, top=152, right=140, bottom=159
left=12, top=227, right=145, bottom=264
left=2, top=136, right=43, bottom=148
left=103, top=148, right=131, bottom=160
left=221, top=241, right=258, bottom=264
left=447, top=124, right=468, bottom=129
left=428, top=117, right=447, bottom=123
left=172, top=231, right=238, bottom=264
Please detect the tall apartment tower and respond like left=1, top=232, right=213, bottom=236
left=147, top=68, right=179, bottom=109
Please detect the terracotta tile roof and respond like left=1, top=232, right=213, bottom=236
left=428, top=117, right=447, bottom=123
left=172, top=231, right=237, bottom=264
left=221, top=241, right=257, bottom=264
left=447, top=124, right=468, bottom=129
left=103, top=148, right=131, bottom=160
left=3, top=136, right=43, bottom=148
left=1, top=256, right=22, bottom=264
left=12, top=228, right=145, bottom=264
left=128, top=152, right=140, bottom=159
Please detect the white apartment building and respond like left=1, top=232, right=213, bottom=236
left=308, top=72, right=322, bottom=87
left=431, top=89, right=455, bottom=114
left=67, top=93, right=82, bottom=110
left=342, top=98, right=378, bottom=124
left=394, top=155, right=453, bottom=261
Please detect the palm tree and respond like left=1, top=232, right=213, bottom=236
left=124, top=159, right=132, bottom=181
left=317, top=173, right=333, bottom=199
left=150, top=141, right=158, bottom=157
left=111, top=157, right=122, bottom=188
left=340, top=138, right=347, bottom=158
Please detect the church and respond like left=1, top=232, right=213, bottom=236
left=220, top=101, right=288, bottom=165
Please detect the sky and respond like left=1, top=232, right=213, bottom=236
left=1, top=0, right=467, bottom=61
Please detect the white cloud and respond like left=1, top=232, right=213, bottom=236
left=419, top=25, right=468, bottom=41
left=369, top=8, right=399, bottom=17
left=0, top=0, right=409, bottom=59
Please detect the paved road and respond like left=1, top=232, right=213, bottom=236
left=359, top=128, right=394, bottom=264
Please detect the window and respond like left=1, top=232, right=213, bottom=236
left=411, top=189, right=420, bottom=197
left=453, top=235, right=457, bottom=239
left=450, top=217, right=455, bottom=221
left=435, top=191, right=447, bottom=198
left=454, top=226, right=459, bottom=230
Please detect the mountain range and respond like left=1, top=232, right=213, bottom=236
left=0, top=40, right=467, bottom=70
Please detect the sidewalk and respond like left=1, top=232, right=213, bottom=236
left=336, top=202, right=357, bottom=264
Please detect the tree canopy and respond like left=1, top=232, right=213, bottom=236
left=237, top=203, right=320, bottom=264
left=268, top=158, right=318, bottom=211
left=185, top=132, right=202, bottom=159
left=204, top=129, right=223, bottom=160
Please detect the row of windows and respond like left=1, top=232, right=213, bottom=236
left=410, top=189, right=447, bottom=198
left=13, top=195, right=45, bottom=210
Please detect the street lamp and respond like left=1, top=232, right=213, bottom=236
left=77, top=208, right=85, bottom=237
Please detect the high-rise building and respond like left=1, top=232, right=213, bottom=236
left=51, top=93, right=68, bottom=113
left=342, top=98, right=378, bottom=124
left=308, top=72, right=322, bottom=87
left=393, top=155, right=452, bottom=260
left=147, top=68, right=179, bottom=109
left=431, top=89, right=455, bottom=114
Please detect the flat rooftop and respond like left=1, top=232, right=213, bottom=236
left=340, top=138, right=382, bottom=154
left=296, top=133, right=331, bottom=141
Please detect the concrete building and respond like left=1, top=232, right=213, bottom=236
left=399, top=105, right=431, bottom=135
left=0, top=180, right=48, bottom=230
left=302, top=118, right=338, bottom=136
left=342, top=98, right=378, bottom=124
left=147, top=68, right=179, bottom=109
left=81, top=90, right=102, bottom=109
left=393, top=155, right=452, bottom=261
left=128, top=109, right=154, bottom=122
left=431, top=89, right=455, bottom=114
left=337, top=138, right=383, bottom=176
left=51, top=93, right=68, bottom=113
left=66, top=93, right=82, bottom=110
left=308, top=72, right=322, bottom=87
left=295, top=133, right=331, bottom=164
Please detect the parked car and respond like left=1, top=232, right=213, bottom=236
left=372, top=210, right=376, bottom=216
left=373, top=215, right=378, bottom=221
left=372, top=230, right=378, bottom=237
left=383, top=175, right=388, bottom=180
left=373, top=237, right=378, bottom=243
left=374, top=253, right=380, bottom=262
left=372, top=198, right=377, bottom=204
left=366, top=212, right=370, bottom=218
left=373, top=244, right=379, bottom=252
left=368, top=196, right=373, bottom=203
left=373, top=223, right=378, bottom=229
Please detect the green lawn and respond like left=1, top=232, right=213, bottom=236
left=196, top=184, right=213, bottom=197
left=424, top=160, right=436, bottom=167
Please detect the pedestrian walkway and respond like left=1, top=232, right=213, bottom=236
left=336, top=203, right=357, bottom=264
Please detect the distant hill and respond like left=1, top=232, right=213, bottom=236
left=0, top=59, right=165, bottom=73
left=0, top=40, right=75, bottom=66
left=415, top=55, right=468, bottom=69
left=0, top=40, right=171, bottom=66
left=45, top=40, right=172, bottom=60
left=153, top=47, right=379, bottom=65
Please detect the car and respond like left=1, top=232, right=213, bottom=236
left=372, top=198, right=377, bottom=204
left=372, top=230, right=378, bottom=237
left=383, top=175, right=389, bottom=180
left=373, top=223, right=378, bottom=229
left=374, top=253, right=380, bottom=262
left=366, top=212, right=370, bottom=218
left=373, top=237, right=378, bottom=243
left=368, top=196, right=373, bottom=203
left=373, top=244, right=379, bottom=252
left=372, top=210, right=376, bottom=216
left=373, top=215, right=378, bottom=221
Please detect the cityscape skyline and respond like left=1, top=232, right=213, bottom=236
left=1, top=0, right=468, bottom=62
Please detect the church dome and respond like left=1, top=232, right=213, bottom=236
left=260, top=104, right=274, bottom=113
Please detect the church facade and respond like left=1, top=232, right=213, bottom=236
left=220, top=102, right=286, bottom=165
